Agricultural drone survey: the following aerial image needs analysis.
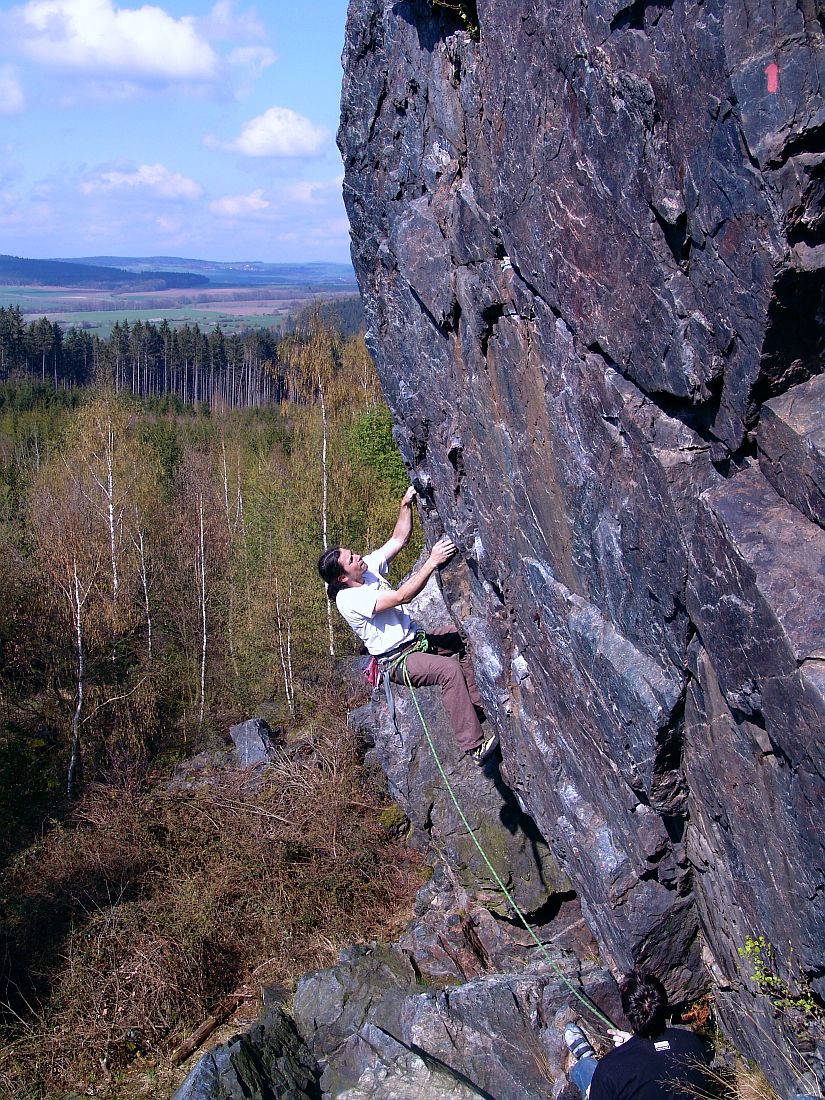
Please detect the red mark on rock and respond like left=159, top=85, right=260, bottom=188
left=765, top=62, right=780, bottom=94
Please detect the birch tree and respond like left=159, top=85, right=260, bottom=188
left=64, top=397, right=137, bottom=617
left=159, top=450, right=230, bottom=734
left=220, top=437, right=247, bottom=682
left=28, top=463, right=103, bottom=799
left=274, top=574, right=295, bottom=715
left=196, top=492, right=207, bottom=727
left=131, top=511, right=153, bottom=665
left=66, top=554, right=94, bottom=799
left=282, top=313, right=344, bottom=658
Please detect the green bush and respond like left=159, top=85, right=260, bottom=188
left=430, top=0, right=479, bottom=37
left=738, top=934, right=822, bottom=1024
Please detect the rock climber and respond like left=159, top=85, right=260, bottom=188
left=317, top=486, right=498, bottom=764
left=563, top=972, right=714, bottom=1100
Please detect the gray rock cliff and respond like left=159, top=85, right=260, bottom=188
left=339, top=0, right=825, bottom=1090
left=350, top=572, right=572, bottom=918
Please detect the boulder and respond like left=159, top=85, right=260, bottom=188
left=229, top=719, right=279, bottom=768
left=166, top=749, right=231, bottom=795
left=172, top=1005, right=320, bottom=1100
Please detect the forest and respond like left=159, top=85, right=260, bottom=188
left=0, top=299, right=365, bottom=401
left=1, top=306, right=295, bottom=405
left=0, top=317, right=423, bottom=1098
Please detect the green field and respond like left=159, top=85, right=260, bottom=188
left=0, top=288, right=80, bottom=306
left=35, top=306, right=291, bottom=336
left=0, top=260, right=358, bottom=335
left=0, top=286, right=344, bottom=336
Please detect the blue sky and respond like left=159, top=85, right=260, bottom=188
left=0, top=0, right=352, bottom=262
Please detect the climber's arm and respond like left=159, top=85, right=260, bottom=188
left=373, top=536, right=456, bottom=612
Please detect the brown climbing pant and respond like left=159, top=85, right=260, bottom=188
left=389, top=628, right=484, bottom=753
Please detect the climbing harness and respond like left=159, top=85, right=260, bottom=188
left=394, top=651, right=617, bottom=1034
left=375, top=631, right=430, bottom=732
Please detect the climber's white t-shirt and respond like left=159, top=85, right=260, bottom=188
left=336, top=551, right=416, bottom=656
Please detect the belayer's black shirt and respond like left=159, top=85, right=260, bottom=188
left=590, top=1027, right=713, bottom=1100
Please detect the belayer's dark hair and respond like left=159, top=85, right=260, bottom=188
left=318, top=547, right=345, bottom=597
left=619, top=972, right=668, bottom=1039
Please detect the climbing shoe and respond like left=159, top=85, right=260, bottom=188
left=564, top=1023, right=596, bottom=1062
left=468, top=732, right=499, bottom=765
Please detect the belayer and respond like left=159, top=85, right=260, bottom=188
left=563, top=972, right=714, bottom=1100
left=317, top=486, right=498, bottom=764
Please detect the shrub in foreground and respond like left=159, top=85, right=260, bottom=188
left=0, top=709, right=423, bottom=1098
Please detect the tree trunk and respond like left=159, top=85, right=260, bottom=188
left=221, top=442, right=239, bottom=681
left=197, top=494, right=207, bottom=727
left=275, top=576, right=294, bottom=715
left=134, top=517, right=153, bottom=664
left=319, top=380, right=335, bottom=658
left=67, top=557, right=85, bottom=801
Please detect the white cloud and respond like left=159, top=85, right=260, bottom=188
left=54, top=79, right=146, bottom=106
left=0, top=149, right=23, bottom=188
left=209, top=189, right=269, bottom=217
left=31, top=179, right=56, bottom=199
left=0, top=194, right=53, bottom=230
left=227, top=45, right=276, bottom=77
left=81, top=163, right=203, bottom=200
left=199, top=0, right=265, bottom=40
left=284, top=176, right=344, bottom=205
left=0, top=65, right=25, bottom=113
left=13, top=0, right=218, bottom=80
left=222, top=106, right=329, bottom=157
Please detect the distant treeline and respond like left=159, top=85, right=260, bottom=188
left=0, top=298, right=365, bottom=407
left=0, top=254, right=208, bottom=291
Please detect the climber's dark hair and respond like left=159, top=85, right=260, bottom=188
left=318, top=547, right=345, bottom=597
left=619, top=971, right=668, bottom=1039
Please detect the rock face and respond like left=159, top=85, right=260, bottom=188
left=351, top=573, right=571, bottom=917
left=293, top=877, right=622, bottom=1100
left=295, top=948, right=615, bottom=1100
left=339, top=0, right=825, bottom=1089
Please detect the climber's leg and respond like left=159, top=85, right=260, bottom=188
left=391, top=649, right=483, bottom=753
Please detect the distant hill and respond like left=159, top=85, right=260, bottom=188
left=63, top=256, right=357, bottom=288
left=0, top=255, right=209, bottom=290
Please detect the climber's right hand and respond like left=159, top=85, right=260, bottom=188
left=428, top=536, right=457, bottom=567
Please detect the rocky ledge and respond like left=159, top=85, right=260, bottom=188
left=174, top=867, right=619, bottom=1100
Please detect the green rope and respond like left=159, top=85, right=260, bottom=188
left=400, top=656, right=616, bottom=1033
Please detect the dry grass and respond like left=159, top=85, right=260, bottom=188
left=0, top=708, right=424, bottom=1098
left=672, top=1012, right=824, bottom=1100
